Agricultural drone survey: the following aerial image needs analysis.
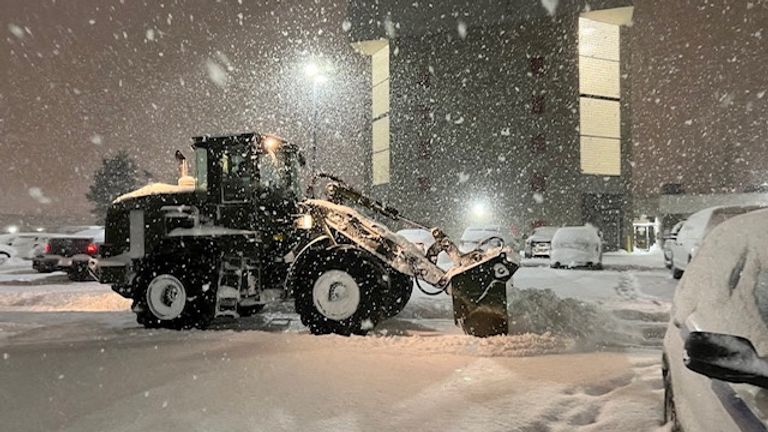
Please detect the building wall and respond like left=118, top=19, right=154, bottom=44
left=630, top=0, right=768, bottom=213
left=348, top=0, right=635, bottom=246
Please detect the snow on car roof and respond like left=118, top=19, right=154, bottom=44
left=396, top=229, right=434, bottom=243
left=552, top=226, right=600, bottom=242
left=461, top=225, right=504, bottom=241
left=73, top=228, right=105, bottom=243
left=529, top=226, right=559, bottom=241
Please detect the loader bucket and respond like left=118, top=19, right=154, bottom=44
left=449, top=253, right=517, bottom=337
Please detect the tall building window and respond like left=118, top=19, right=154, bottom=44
left=531, top=134, right=546, bottom=154
left=578, top=17, right=621, bottom=176
left=530, top=56, right=545, bottom=77
left=531, top=173, right=547, bottom=192
left=371, top=43, right=390, bottom=185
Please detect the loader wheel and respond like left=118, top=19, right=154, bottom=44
left=380, top=271, right=413, bottom=319
left=136, top=268, right=215, bottom=330
left=294, top=247, right=384, bottom=336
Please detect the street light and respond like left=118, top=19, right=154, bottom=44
left=304, top=61, right=329, bottom=175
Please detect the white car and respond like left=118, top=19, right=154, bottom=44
left=5, top=233, right=61, bottom=259
left=396, top=228, right=453, bottom=270
left=396, top=229, right=435, bottom=254
left=549, top=226, right=602, bottom=269
left=663, top=208, right=768, bottom=432
left=670, top=205, right=763, bottom=279
left=458, top=225, right=512, bottom=253
left=0, top=244, right=18, bottom=266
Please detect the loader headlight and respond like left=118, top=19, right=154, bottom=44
left=263, top=136, right=282, bottom=154
left=295, top=214, right=314, bottom=230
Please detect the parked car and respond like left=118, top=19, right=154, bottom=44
left=0, top=244, right=17, bottom=266
left=670, top=205, right=763, bottom=279
left=3, top=232, right=64, bottom=260
left=663, top=208, right=768, bottom=432
left=549, top=226, right=603, bottom=269
left=396, top=228, right=454, bottom=270
left=396, top=228, right=435, bottom=254
left=33, top=228, right=104, bottom=281
left=523, top=226, right=559, bottom=258
left=662, top=221, right=684, bottom=269
left=458, top=225, right=513, bottom=253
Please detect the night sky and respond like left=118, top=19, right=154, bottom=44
left=1, top=0, right=369, bottom=220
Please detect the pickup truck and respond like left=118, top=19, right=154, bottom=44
left=33, top=228, right=104, bottom=281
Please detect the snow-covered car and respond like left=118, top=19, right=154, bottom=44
left=396, top=228, right=454, bottom=270
left=0, top=244, right=18, bottom=266
left=523, top=226, right=559, bottom=258
left=458, top=225, right=512, bottom=253
left=670, top=205, right=763, bottom=279
left=33, top=228, right=104, bottom=281
left=662, top=208, right=768, bottom=432
left=662, top=221, right=684, bottom=269
left=549, top=226, right=602, bottom=269
left=396, top=228, right=435, bottom=254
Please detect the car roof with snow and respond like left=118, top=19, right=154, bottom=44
left=396, top=229, right=434, bottom=244
left=528, top=226, right=559, bottom=241
left=460, top=225, right=506, bottom=242
left=551, top=226, right=600, bottom=243
left=72, top=228, right=105, bottom=243
left=682, top=204, right=764, bottom=238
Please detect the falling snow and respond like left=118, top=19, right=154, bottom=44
left=205, top=60, right=228, bottom=88
left=457, top=20, right=468, bottom=39
left=8, top=23, right=24, bottom=39
left=28, top=187, right=52, bottom=205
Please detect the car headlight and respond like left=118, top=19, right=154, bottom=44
left=295, top=214, right=314, bottom=230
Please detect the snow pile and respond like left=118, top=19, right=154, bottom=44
left=0, top=284, right=130, bottom=312
left=508, top=288, right=601, bottom=339
left=336, top=332, right=568, bottom=357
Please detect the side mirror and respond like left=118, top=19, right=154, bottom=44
left=685, top=331, right=768, bottom=389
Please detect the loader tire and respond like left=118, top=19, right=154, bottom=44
left=294, top=246, right=384, bottom=336
left=380, top=271, right=413, bottom=319
left=135, top=265, right=216, bottom=330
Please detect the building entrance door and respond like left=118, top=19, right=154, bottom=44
left=582, top=194, right=624, bottom=251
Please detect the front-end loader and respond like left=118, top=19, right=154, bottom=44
left=91, top=132, right=518, bottom=337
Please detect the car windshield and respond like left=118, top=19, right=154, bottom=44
left=2, top=1, right=766, bottom=431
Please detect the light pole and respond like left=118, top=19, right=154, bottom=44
left=304, top=62, right=328, bottom=176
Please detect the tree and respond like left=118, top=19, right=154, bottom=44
left=86, top=152, right=140, bottom=221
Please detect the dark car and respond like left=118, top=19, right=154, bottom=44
left=33, top=228, right=104, bottom=281
left=523, top=226, right=559, bottom=258
left=662, top=221, right=684, bottom=269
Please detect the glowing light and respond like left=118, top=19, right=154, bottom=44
left=263, top=136, right=281, bottom=153
left=471, top=202, right=488, bottom=219
left=295, top=214, right=314, bottom=230
left=5, top=225, right=18, bottom=234
left=304, top=62, right=320, bottom=78
left=304, top=61, right=329, bottom=85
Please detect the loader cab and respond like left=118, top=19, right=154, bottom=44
left=191, top=132, right=303, bottom=231
left=192, top=133, right=302, bottom=205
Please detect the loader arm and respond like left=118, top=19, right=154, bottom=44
left=298, top=178, right=519, bottom=337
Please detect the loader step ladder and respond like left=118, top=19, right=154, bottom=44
left=215, top=259, right=243, bottom=318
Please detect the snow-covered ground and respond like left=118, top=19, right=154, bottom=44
left=0, top=251, right=676, bottom=431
